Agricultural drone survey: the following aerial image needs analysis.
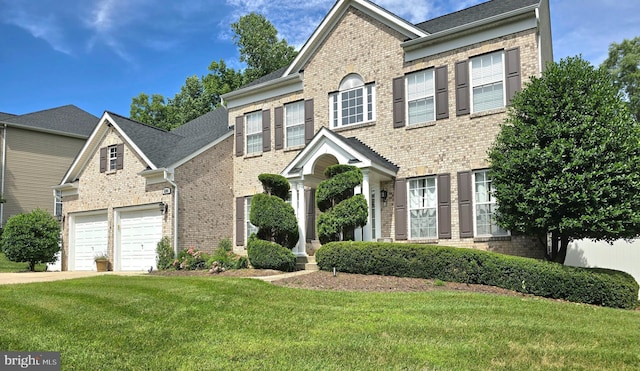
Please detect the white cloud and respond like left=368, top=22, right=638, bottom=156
left=3, top=5, right=72, bottom=55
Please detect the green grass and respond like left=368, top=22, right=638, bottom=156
left=1, top=275, right=639, bottom=370
left=0, top=252, right=46, bottom=272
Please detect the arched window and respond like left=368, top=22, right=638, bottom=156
left=329, top=74, right=376, bottom=127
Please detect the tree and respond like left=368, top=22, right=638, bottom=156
left=602, top=37, right=640, bottom=122
left=231, top=13, right=298, bottom=83
left=1, top=209, right=61, bottom=271
left=316, top=165, right=368, bottom=244
left=488, top=56, right=640, bottom=264
left=250, top=174, right=299, bottom=249
left=130, top=93, right=172, bottom=130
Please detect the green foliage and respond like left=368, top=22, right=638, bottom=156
left=156, top=237, right=175, bottom=270
left=247, top=235, right=296, bottom=272
left=488, top=55, right=640, bottom=263
left=602, top=37, right=640, bottom=122
left=316, top=165, right=368, bottom=244
left=231, top=12, right=298, bottom=83
left=250, top=176, right=299, bottom=249
left=1, top=209, right=60, bottom=272
left=173, top=247, right=210, bottom=270
left=258, top=173, right=290, bottom=200
left=208, top=239, right=248, bottom=271
left=316, top=242, right=639, bottom=309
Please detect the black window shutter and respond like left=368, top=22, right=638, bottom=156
left=392, top=76, right=405, bottom=128
left=305, top=189, right=316, bottom=241
left=99, top=147, right=107, bottom=173
left=435, top=65, right=449, bottom=120
left=274, top=106, right=284, bottom=150
left=455, top=60, right=470, bottom=116
left=437, top=173, right=451, bottom=239
left=394, top=178, right=407, bottom=240
left=505, top=47, right=521, bottom=105
left=116, top=144, right=124, bottom=170
left=235, top=116, right=244, bottom=157
left=304, top=99, right=314, bottom=144
left=262, top=109, right=271, bottom=152
left=457, top=171, right=474, bottom=238
left=235, top=197, right=245, bottom=246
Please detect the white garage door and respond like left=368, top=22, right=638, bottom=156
left=71, top=213, right=108, bottom=271
left=119, top=209, right=162, bottom=271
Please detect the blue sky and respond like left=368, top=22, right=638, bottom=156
left=0, top=0, right=638, bottom=118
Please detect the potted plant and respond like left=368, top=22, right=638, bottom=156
left=94, top=252, right=110, bottom=272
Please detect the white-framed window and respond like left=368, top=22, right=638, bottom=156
left=371, top=190, right=377, bottom=240
left=246, top=196, right=258, bottom=241
left=108, top=145, right=118, bottom=171
left=470, top=51, right=504, bottom=113
left=406, top=69, right=435, bottom=125
left=408, top=176, right=437, bottom=239
left=245, top=111, right=262, bottom=155
left=285, top=101, right=304, bottom=148
left=54, top=190, right=62, bottom=217
left=473, top=170, right=508, bottom=237
left=329, top=74, right=375, bottom=128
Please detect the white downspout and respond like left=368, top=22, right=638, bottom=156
left=1, top=124, right=6, bottom=225
left=163, top=170, right=179, bottom=255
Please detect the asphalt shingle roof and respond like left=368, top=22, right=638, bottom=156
left=0, top=112, right=16, bottom=121
left=1, top=105, right=98, bottom=137
left=415, top=0, right=540, bottom=34
left=107, top=106, right=230, bottom=168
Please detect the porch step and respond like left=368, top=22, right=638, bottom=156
left=296, top=255, right=318, bottom=271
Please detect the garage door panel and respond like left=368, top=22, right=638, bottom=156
left=119, top=209, right=162, bottom=271
left=72, top=214, right=108, bottom=271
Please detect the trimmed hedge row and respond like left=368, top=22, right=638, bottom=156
left=315, top=242, right=639, bottom=309
left=247, top=235, right=296, bottom=272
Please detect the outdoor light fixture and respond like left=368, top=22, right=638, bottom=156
left=159, top=202, right=167, bottom=215
left=380, top=190, right=388, bottom=201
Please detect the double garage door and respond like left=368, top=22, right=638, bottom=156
left=70, top=208, right=162, bottom=271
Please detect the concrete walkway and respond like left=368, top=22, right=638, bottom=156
left=0, top=270, right=316, bottom=285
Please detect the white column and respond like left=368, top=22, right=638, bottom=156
left=296, top=182, right=307, bottom=256
left=362, top=170, right=372, bottom=241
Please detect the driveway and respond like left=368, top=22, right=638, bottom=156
left=0, top=271, right=145, bottom=285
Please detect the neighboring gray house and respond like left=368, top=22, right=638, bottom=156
left=0, top=105, right=97, bottom=226
left=56, top=107, right=233, bottom=271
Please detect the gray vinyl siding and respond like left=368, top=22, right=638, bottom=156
left=3, top=127, right=84, bottom=224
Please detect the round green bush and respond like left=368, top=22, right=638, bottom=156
left=1, top=209, right=61, bottom=271
left=247, top=235, right=296, bottom=272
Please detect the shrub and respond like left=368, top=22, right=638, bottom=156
left=257, top=173, right=290, bottom=200
left=207, top=239, right=248, bottom=271
left=156, top=237, right=175, bottom=270
left=1, top=209, right=60, bottom=271
left=250, top=193, right=299, bottom=248
left=173, top=247, right=210, bottom=270
left=247, top=235, right=296, bottom=272
left=315, top=242, right=639, bottom=309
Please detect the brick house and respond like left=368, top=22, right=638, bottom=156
left=0, top=105, right=97, bottom=226
left=55, top=108, right=233, bottom=271
left=224, top=0, right=553, bottom=258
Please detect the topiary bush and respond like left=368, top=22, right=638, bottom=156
left=247, top=235, right=296, bottom=272
left=156, top=237, right=175, bottom=270
left=316, top=164, right=368, bottom=244
left=250, top=174, right=299, bottom=249
left=315, top=242, right=639, bottom=309
left=1, top=209, right=60, bottom=271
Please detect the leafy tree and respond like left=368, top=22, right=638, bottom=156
left=316, top=165, right=368, bottom=244
left=130, top=93, right=172, bottom=130
left=231, top=12, right=298, bottom=83
left=1, top=209, right=61, bottom=271
left=488, top=56, right=640, bottom=264
left=602, top=37, right=640, bottom=122
left=250, top=174, right=299, bottom=249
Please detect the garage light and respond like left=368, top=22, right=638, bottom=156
left=159, top=202, right=167, bottom=215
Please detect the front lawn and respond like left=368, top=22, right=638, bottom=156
left=1, top=275, right=638, bottom=370
left=0, top=252, right=46, bottom=272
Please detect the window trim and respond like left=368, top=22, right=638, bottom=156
left=284, top=100, right=305, bottom=148
left=472, top=169, right=509, bottom=237
left=245, top=111, right=263, bottom=155
left=54, top=190, right=62, bottom=217
left=108, top=145, right=118, bottom=171
left=245, top=196, right=258, bottom=243
left=469, top=50, right=506, bottom=114
left=329, top=78, right=376, bottom=128
left=407, top=176, right=438, bottom=240
left=405, top=68, right=435, bottom=125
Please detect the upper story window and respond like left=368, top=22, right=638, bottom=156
left=285, top=101, right=304, bottom=148
left=409, top=176, right=437, bottom=239
left=108, top=146, right=118, bottom=171
left=470, top=51, right=505, bottom=113
left=406, top=69, right=435, bottom=125
left=329, top=74, right=375, bottom=128
left=245, top=111, right=262, bottom=155
left=99, top=144, right=123, bottom=173
left=473, top=169, right=508, bottom=237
